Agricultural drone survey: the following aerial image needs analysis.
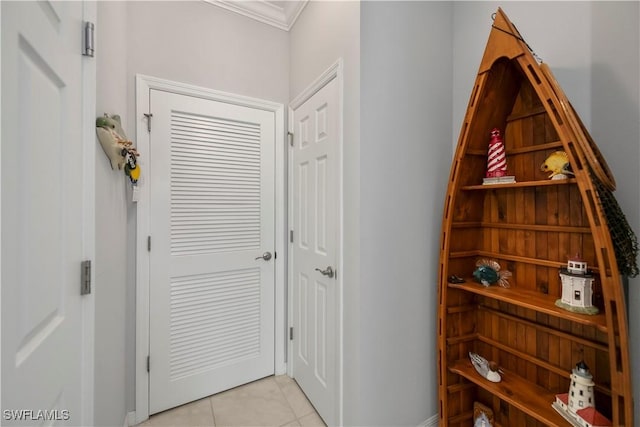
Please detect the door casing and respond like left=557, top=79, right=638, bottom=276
left=287, top=59, right=344, bottom=426
left=134, top=75, right=286, bottom=424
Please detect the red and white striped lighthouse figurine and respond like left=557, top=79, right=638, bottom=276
left=483, top=128, right=515, bottom=184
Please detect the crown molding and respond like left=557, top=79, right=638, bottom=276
left=204, top=0, right=308, bottom=31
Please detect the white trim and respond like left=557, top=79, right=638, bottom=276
left=289, top=61, right=343, bottom=111
left=134, top=74, right=150, bottom=424
left=81, top=2, right=96, bottom=426
left=123, top=411, right=136, bottom=427
left=0, top=0, right=3, bottom=414
left=418, top=414, right=439, bottom=427
left=135, top=75, right=285, bottom=424
left=287, top=58, right=344, bottom=427
left=203, top=0, right=308, bottom=31
left=274, top=84, right=287, bottom=376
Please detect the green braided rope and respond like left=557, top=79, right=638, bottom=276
left=591, top=168, right=639, bottom=277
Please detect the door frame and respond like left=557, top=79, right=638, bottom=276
left=134, top=75, right=285, bottom=424
left=287, top=59, right=344, bottom=426
left=81, top=4, right=97, bottom=425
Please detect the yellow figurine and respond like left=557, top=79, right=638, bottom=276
left=540, top=151, right=574, bottom=180
left=123, top=147, right=141, bottom=184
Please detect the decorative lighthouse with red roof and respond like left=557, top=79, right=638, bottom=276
left=483, top=128, right=515, bottom=184
left=552, top=361, right=611, bottom=427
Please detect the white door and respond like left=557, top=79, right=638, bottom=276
left=1, top=1, right=94, bottom=425
left=148, top=90, right=276, bottom=414
left=291, top=77, right=339, bottom=425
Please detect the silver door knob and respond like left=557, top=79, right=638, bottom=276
left=315, top=266, right=334, bottom=278
left=255, top=252, right=272, bottom=261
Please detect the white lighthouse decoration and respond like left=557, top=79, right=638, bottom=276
left=552, top=361, right=611, bottom=427
left=555, top=255, right=598, bottom=315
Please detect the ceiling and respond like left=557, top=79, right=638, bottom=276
left=204, top=0, right=309, bottom=31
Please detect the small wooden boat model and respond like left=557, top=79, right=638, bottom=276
left=438, top=8, right=634, bottom=426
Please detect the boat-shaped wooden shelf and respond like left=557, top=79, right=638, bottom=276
left=438, top=8, right=633, bottom=427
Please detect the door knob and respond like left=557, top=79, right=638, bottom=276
left=315, top=266, right=334, bottom=278
left=255, top=252, right=272, bottom=261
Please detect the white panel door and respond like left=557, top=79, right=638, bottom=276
left=291, top=78, right=339, bottom=426
left=149, top=90, right=276, bottom=414
left=1, top=1, right=93, bottom=425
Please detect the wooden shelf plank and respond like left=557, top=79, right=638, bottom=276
left=448, top=250, right=601, bottom=274
left=478, top=306, right=609, bottom=352
left=446, top=382, right=475, bottom=394
left=447, top=411, right=473, bottom=424
left=506, top=141, right=564, bottom=155
left=449, top=250, right=564, bottom=268
left=507, top=105, right=548, bottom=122
left=447, top=333, right=478, bottom=345
left=477, top=332, right=612, bottom=396
left=446, top=304, right=476, bottom=314
left=448, top=281, right=608, bottom=332
left=451, top=221, right=591, bottom=234
left=466, top=141, right=562, bottom=156
left=449, top=359, right=571, bottom=426
left=466, top=149, right=491, bottom=156
left=461, top=178, right=576, bottom=191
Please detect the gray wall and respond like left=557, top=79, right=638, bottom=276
left=124, top=1, right=289, bottom=106
left=360, top=2, right=452, bottom=425
left=95, top=2, right=131, bottom=425
left=95, top=2, right=289, bottom=425
left=289, top=2, right=361, bottom=424
left=590, top=2, right=640, bottom=420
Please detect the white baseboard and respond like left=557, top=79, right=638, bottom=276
left=124, top=411, right=137, bottom=427
left=418, top=414, right=439, bottom=427
left=275, top=362, right=287, bottom=376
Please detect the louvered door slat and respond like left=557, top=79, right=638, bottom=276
left=170, top=109, right=262, bottom=261
left=173, top=146, right=260, bottom=161
left=168, top=269, right=261, bottom=380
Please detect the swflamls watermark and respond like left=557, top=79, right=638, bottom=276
left=3, top=409, right=70, bottom=421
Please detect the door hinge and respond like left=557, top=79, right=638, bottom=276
left=147, top=236, right=151, bottom=251
left=290, top=230, right=294, bottom=243
left=289, top=327, right=294, bottom=340
left=144, top=113, right=153, bottom=132
left=288, top=131, right=294, bottom=147
left=146, top=356, right=150, bottom=372
left=81, top=260, right=92, bottom=295
left=83, top=21, right=95, bottom=57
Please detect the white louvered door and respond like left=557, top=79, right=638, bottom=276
left=148, top=89, right=275, bottom=414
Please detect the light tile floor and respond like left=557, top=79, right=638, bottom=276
left=137, top=375, right=326, bottom=427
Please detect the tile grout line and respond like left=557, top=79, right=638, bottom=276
left=277, top=375, right=324, bottom=426
left=274, top=376, right=300, bottom=426
left=209, top=394, right=217, bottom=427
left=288, top=377, right=318, bottom=420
